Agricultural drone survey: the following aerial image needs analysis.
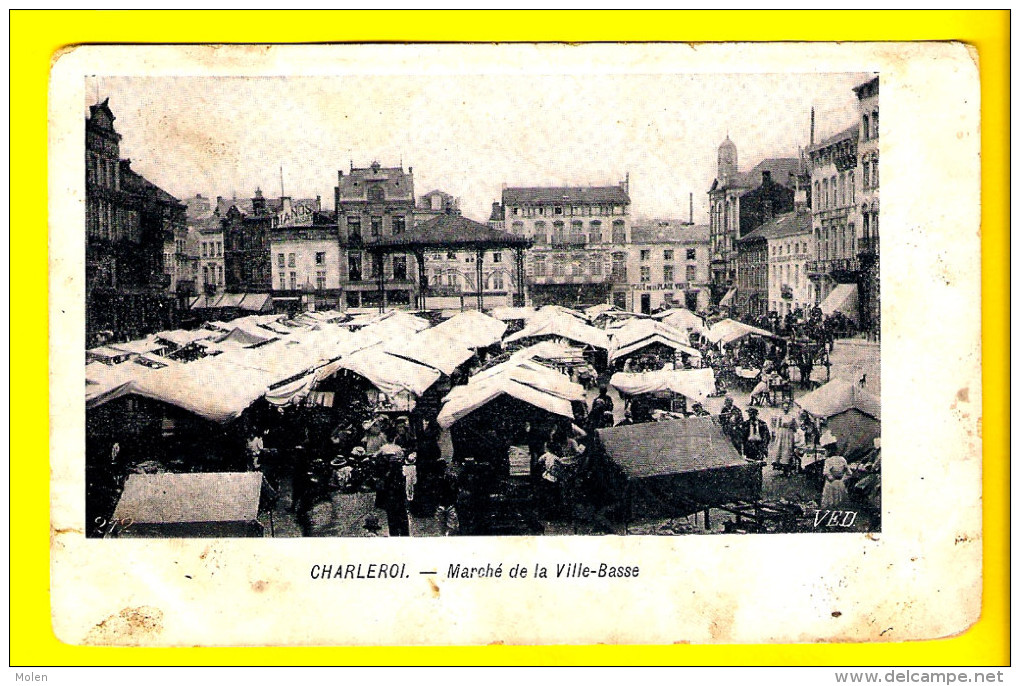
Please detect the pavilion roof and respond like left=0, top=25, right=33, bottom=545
left=370, top=213, right=532, bottom=251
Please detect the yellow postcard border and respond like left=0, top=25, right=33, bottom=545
left=13, top=9, right=1008, bottom=666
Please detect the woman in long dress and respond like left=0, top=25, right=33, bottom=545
left=820, top=452, right=850, bottom=509
left=771, top=401, right=799, bottom=476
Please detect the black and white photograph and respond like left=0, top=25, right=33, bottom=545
left=49, top=42, right=981, bottom=647
left=82, top=67, right=882, bottom=540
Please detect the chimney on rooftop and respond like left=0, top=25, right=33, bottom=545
left=689, top=193, right=693, bottom=225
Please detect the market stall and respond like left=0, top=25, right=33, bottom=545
left=593, top=417, right=763, bottom=526
left=108, top=471, right=267, bottom=537
left=607, top=319, right=701, bottom=370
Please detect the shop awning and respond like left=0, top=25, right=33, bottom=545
left=719, top=288, right=737, bottom=307
left=819, top=284, right=859, bottom=324
left=335, top=346, right=442, bottom=397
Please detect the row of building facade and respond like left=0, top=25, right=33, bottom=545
left=707, top=75, right=880, bottom=337
left=87, top=76, right=878, bottom=344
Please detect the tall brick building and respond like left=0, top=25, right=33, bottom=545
left=85, top=99, right=185, bottom=345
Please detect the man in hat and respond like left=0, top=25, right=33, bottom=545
left=587, top=384, right=615, bottom=432
left=742, top=408, right=771, bottom=462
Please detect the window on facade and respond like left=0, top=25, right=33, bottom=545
left=446, top=251, right=457, bottom=261
left=202, top=266, right=209, bottom=284
left=277, top=253, right=285, bottom=268
left=686, top=265, right=697, bottom=282
left=492, top=272, right=504, bottom=290
left=290, top=272, right=297, bottom=290
left=839, top=173, right=846, bottom=206
left=554, top=206, right=563, bottom=216
left=492, top=252, right=502, bottom=263
left=279, top=272, right=286, bottom=290
left=393, top=255, right=407, bottom=280
left=862, top=114, right=870, bottom=141
left=316, top=271, right=326, bottom=290
left=663, top=265, right=674, bottom=283
left=348, top=253, right=362, bottom=282
left=393, top=215, right=405, bottom=235
left=368, top=186, right=384, bottom=202
left=370, top=254, right=382, bottom=278
left=686, top=248, right=696, bottom=261
left=640, top=249, right=650, bottom=261
left=512, top=207, right=519, bottom=216
left=534, top=257, right=547, bottom=277
left=315, top=251, right=325, bottom=265
left=663, top=249, right=674, bottom=261
left=872, top=109, right=879, bottom=137
left=872, top=158, right=879, bottom=187
left=640, top=266, right=650, bottom=283
left=590, top=256, right=602, bottom=275
left=849, top=171, right=855, bottom=203
left=822, top=179, right=829, bottom=209
left=371, top=216, right=382, bottom=237
left=218, top=265, right=223, bottom=284
left=288, top=253, right=296, bottom=268
left=862, top=163, right=870, bottom=188
left=347, top=216, right=361, bottom=238
left=612, top=220, right=626, bottom=243
left=552, top=256, right=566, bottom=276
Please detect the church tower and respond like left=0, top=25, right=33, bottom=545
left=717, top=135, right=737, bottom=185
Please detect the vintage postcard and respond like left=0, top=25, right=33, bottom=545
left=49, top=42, right=982, bottom=646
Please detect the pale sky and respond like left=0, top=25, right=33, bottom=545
left=89, top=71, right=871, bottom=224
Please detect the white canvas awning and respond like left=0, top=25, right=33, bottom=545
left=820, top=284, right=859, bottom=324
left=610, top=367, right=716, bottom=402
left=384, top=328, right=474, bottom=376
left=653, top=308, right=707, bottom=334
left=705, top=318, right=778, bottom=346
left=335, top=346, right=442, bottom=397
left=608, top=319, right=700, bottom=362
left=797, top=378, right=880, bottom=420
left=431, top=310, right=508, bottom=348
left=719, top=288, right=737, bottom=307
left=437, top=376, right=575, bottom=428
left=503, top=311, right=610, bottom=350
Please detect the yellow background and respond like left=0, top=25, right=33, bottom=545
left=13, top=10, right=1008, bottom=666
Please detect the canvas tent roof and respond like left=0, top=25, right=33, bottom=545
left=797, top=379, right=881, bottom=421
left=111, top=337, right=166, bottom=356
left=597, top=416, right=744, bottom=479
left=156, top=329, right=218, bottom=348
left=437, top=375, right=576, bottom=429
left=653, top=308, right=707, bottom=334
left=488, top=306, right=536, bottom=322
left=335, top=346, right=441, bottom=397
left=431, top=310, right=507, bottom=348
left=510, top=340, right=587, bottom=365
left=820, top=284, right=859, bottom=324
left=384, top=328, right=474, bottom=376
left=113, top=472, right=262, bottom=524
left=705, top=318, right=777, bottom=346
left=608, top=319, right=700, bottom=362
left=459, top=359, right=586, bottom=403
left=609, top=367, right=716, bottom=402
left=503, top=311, right=609, bottom=350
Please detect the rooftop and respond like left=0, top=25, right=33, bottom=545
left=738, top=209, right=812, bottom=243
left=371, top=213, right=532, bottom=250
left=502, top=185, right=630, bottom=206
left=807, top=124, right=860, bottom=154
